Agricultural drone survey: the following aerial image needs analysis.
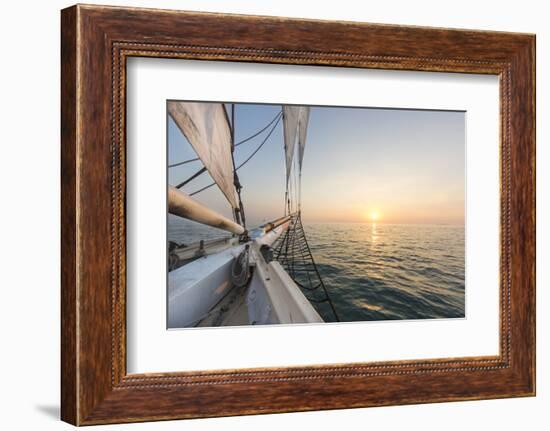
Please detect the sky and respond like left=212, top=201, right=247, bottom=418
left=168, top=102, right=465, bottom=226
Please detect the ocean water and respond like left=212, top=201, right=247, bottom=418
left=168, top=214, right=232, bottom=246
left=168, top=216, right=465, bottom=322
left=304, top=223, right=465, bottom=322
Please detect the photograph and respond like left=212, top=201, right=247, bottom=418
left=167, top=101, right=466, bottom=328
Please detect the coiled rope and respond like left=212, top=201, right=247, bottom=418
left=231, top=245, right=251, bottom=287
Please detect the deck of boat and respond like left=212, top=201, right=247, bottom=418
left=195, top=283, right=250, bottom=327
left=169, top=216, right=324, bottom=328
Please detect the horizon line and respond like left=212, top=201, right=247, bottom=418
left=249, top=219, right=465, bottom=227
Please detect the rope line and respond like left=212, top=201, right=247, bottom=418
left=273, top=213, right=340, bottom=322
left=189, top=113, right=283, bottom=197
left=174, top=166, right=207, bottom=189
left=168, top=110, right=283, bottom=168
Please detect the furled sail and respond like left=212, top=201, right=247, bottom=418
left=282, top=106, right=310, bottom=184
left=168, top=101, right=238, bottom=209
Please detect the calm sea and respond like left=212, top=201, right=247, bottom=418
left=168, top=216, right=465, bottom=322
left=304, top=223, right=465, bottom=322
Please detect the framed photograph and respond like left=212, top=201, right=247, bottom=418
left=61, top=4, right=535, bottom=425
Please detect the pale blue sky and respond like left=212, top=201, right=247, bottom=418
left=168, top=103, right=465, bottom=226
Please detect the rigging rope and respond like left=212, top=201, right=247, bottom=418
left=273, top=213, right=340, bottom=322
left=188, top=112, right=283, bottom=197
left=231, top=245, right=250, bottom=287
left=168, top=110, right=283, bottom=168
left=174, top=166, right=207, bottom=189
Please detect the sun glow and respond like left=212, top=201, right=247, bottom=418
left=362, top=209, right=381, bottom=223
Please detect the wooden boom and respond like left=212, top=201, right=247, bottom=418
left=168, top=186, right=245, bottom=235
left=262, top=214, right=293, bottom=233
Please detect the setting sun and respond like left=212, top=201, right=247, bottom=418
left=361, top=208, right=382, bottom=223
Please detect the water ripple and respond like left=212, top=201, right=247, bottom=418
left=168, top=217, right=465, bottom=323
left=305, top=223, right=465, bottom=322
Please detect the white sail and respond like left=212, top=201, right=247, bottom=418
left=168, top=101, right=238, bottom=209
left=283, top=106, right=310, bottom=183
left=283, top=106, right=299, bottom=185
left=297, top=107, right=310, bottom=171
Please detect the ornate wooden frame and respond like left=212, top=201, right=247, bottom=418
left=61, top=4, right=536, bottom=425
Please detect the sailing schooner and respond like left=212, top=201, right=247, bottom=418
left=167, top=101, right=338, bottom=328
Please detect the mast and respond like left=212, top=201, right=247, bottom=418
left=229, top=103, right=247, bottom=230
left=230, top=103, right=243, bottom=227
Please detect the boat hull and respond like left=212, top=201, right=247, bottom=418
left=247, top=243, right=323, bottom=325
left=167, top=216, right=323, bottom=328
left=168, top=245, right=244, bottom=328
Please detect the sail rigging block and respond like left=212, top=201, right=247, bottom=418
left=168, top=101, right=238, bottom=209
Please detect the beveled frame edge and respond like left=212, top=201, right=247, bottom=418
left=61, top=4, right=535, bottom=425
